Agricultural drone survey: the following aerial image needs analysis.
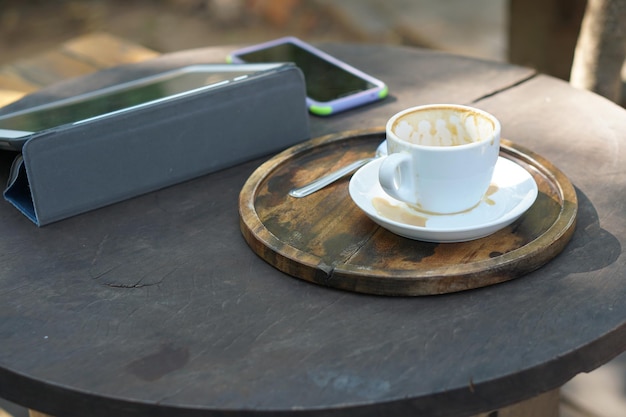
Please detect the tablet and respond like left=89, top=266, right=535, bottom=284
left=0, top=63, right=287, bottom=151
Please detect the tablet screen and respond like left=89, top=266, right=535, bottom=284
left=0, top=66, right=264, bottom=133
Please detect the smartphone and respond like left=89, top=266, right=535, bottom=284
left=227, top=37, right=388, bottom=116
left=0, top=63, right=287, bottom=151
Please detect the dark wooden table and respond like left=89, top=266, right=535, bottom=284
left=1, top=35, right=625, bottom=417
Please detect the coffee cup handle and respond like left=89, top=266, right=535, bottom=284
left=378, top=153, right=415, bottom=203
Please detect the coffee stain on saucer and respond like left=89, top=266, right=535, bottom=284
left=372, top=183, right=499, bottom=227
left=484, top=184, right=498, bottom=206
left=372, top=197, right=427, bottom=227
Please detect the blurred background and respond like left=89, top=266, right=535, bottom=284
left=0, top=0, right=507, bottom=65
left=3, top=0, right=624, bottom=102
left=0, top=1, right=625, bottom=416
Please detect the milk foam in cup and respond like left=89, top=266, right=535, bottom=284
left=379, top=104, right=501, bottom=214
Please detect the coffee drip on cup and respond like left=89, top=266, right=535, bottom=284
left=393, top=108, right=496, bottom=147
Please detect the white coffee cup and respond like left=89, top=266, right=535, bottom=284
left=379, top=104, right=501, bottom=214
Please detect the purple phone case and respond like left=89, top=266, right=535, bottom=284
left=228, top=36, right=388, bottom=115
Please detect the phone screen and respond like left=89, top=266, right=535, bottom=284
left=0, top=68, right=260, bottom=133
left=234, top=42, right=376, bottom=102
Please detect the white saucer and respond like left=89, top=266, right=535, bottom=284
left=349, top=156, right=538, bottom=243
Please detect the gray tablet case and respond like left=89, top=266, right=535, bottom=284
left=3, top=63, right=310, bottom=226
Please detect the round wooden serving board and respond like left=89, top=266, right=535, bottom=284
left=239, top=128, right=578, bottom=296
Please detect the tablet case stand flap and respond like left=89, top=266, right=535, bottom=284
left=3, top=65, right=309, bottom=226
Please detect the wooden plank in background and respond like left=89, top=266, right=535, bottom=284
left=8, top=50, right=98, bottom=88
left=61, top=32, right=159, bottom=68
left=0, top=69, right=39, bottom=93
left=0, top=32, right=158, bottom=108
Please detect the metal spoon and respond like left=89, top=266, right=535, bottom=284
left=288, top=141, right=387, bottom=198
